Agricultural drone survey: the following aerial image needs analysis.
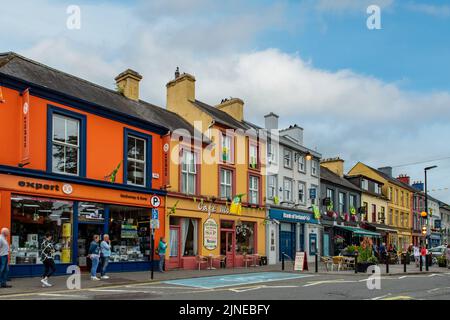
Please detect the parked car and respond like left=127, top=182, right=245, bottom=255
left=429, top=246, right=446, bottom=265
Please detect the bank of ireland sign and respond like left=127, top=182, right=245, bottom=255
left=203, top=218, right=218, bottom=250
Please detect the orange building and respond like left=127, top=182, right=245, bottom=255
left=0, top=53, right=176, bottom=276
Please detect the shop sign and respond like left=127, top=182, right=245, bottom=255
left=203, top=218, right=218, bottom=250
left=294, top=252, right=308, bottom=271
left=151, top=195, right=161, bottom=208
left=121, top=224, right=138, bottom=239
left=62, top=184, right=73, bottom=195
left=19, top=88, right=30, bottom=166
left=269, top=208, right=318, bottom=224
left=18, top=180, right=60, bottom=192
left=198, top=202, right=230, bottom=215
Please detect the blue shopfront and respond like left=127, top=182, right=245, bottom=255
left=268, top=208, right=320, bottom=262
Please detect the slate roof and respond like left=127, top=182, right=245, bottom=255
left=0, top=52, right=198, bottom=136
left=193, top=100, right=251, bottom=131
left=364, top=164, right=418, bottom=193
left=320, top=166, right=361, bottom=192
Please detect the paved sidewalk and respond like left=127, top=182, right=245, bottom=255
left=0, top=262, right=447, bottom=297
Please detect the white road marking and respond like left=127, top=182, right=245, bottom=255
left=87, top=289, right=149, bottom=293
left=37, top=293, right=86, bottom=298
left=303, top=279, right=357, bottom=287
left=229, top=284, right=299, bottom=293
left=369, top=293, right=392, bottom=300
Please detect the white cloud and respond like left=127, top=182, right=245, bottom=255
left=2, top=0, right=450, bottom=202
left=314, top=0, right=394, bottom=13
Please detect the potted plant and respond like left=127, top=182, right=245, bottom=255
left=437, top=255, right=447, bottom=268
left=355, top=238, right=378, bottom=272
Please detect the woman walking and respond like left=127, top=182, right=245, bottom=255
left=40, top=233, right=56, bottom=287
left=88, top=235, right=101, bottom=281
left=100, top=234, right=111, bottom=279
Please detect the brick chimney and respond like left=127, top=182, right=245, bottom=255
left=397, top=174, right=410, bottom=185
left=216, top=98, right=244, bottom=122
left=115, top=69, right=142, bottom=101
left=321, top=157, right=344, bottom=177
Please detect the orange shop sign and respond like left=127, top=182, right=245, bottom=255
left=0, top=174, right=154, bottom=207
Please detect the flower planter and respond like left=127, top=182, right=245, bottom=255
left=356, top=262, right=375, bottom=273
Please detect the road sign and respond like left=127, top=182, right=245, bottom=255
left=151, top=195, right=161, bottom=208
left=152, top=209, right=159, bottom=220
left=150, top=219, right=160, bottom=230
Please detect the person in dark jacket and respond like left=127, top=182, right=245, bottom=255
left=88, top=235, right=100, bottom=281
left=40, top=233, right=56, bottom=287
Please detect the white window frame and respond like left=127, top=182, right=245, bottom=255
left=181, top=150, right=197, bottom=195
left=52, top=114, right=80, bottom=176
left=249, top=176, right=259, bottom=205
left=283, top=178, right=293, bottom=202
left=284, top=149, right=292, bottom=169
left=222, top=134, right=233, bottom=163
left=249, top=144, right=258, bottom=169
left=362, top=179, right=369, bottom=191
left=220, top=168, right=232, bottom=199
left=298, top=155, right=306, bottom=173
left=268, top=141, right=277, bottom=164
left=311, top=160, right=318, bottom=176
left=127, top=135, right=147, bottom=187
left=339, top=192, right=346, bottom=214
left=268, top=175, right=277, bottom=200
left=298, top=181, right=306, bottom=204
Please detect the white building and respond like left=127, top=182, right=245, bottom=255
left=264, top=113, right=322, bottom=265
left=428, top=196, right=442, bottom=247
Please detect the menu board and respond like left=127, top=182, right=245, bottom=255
left=203, top=218, right=218, bottom=250
left=294, top=252, right=308, bottom=271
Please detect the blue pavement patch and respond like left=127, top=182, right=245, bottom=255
left=163, top=272, right=314, bottom=289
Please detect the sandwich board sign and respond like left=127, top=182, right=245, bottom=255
left=294, top=252, right=308, bottom=271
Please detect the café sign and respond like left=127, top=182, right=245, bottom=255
left=198, top=202, right=230, bottom=215
left=203, top=218, right=218, bottom=250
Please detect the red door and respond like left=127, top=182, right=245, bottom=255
left=221, top=230, right=235, bottom=268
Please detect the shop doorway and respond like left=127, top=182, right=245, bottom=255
left=169, top=225, right=181, bottom=269
left=220, top=231, right=235, bottom=268
left=77, top=223, right=104, bottom=271
left=279, top=223, right=295, bottom=261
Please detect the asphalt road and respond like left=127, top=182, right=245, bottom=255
left=1, top=271, right=450, bottom=300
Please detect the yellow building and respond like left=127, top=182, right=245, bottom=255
left=348, top=163, right=413, bottom=251
left=162, top=71, right=267, bottom=270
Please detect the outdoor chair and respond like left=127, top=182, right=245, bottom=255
left=243, top=254, right=253, bottom=268
left=214, top=255, right=227, bottom=268
left=196, top=255, right=208, bottom=270
left=321, top=257, right=333, bottom=271
left=331, top=256, right=344, bottom=271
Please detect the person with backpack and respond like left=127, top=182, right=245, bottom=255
left=40, top=233, right=56, bottom=287
left=88, top=235, right=101, bottom=281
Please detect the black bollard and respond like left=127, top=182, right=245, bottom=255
left=425, top=253, right=429, bottom=271
left=385, top=253, right=389, bottom=274
left=282, top=252, right=285, bottom=271
left=403, top=253, right=407, bottom=273
left=354, top=253, right=358, bottom=274
left=315, top=254, right=318, bottom=273
left=420, top=254, right=423, bottom=272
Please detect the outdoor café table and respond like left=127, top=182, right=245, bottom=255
left=207, top=254, right=216, bottom=270
left=251, top=254, right=261, bottom=267
left=343, top=257, right=355, bottom=270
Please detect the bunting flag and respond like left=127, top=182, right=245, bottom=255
left=273, top=195, right=280, bottom=205
left=230, top=194, right=245, bottom=215
left=312, top=205, right=321, bottom=220
left=327, top=201, right=334, bottom=212
left=106, top=161, right=122, bottom=183
left=167, top=200, right=179, bottom=216
left=350, top=207, right=356, bottom=215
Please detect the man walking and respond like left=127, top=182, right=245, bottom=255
left=0, top=228, right=11, bottom=288
left=40, top=232, right=56, bottom=287
left=88, top=235, right=101, bottom=281
left=100, top=234, right=111, bottom=279
left=157, top=237, right=167, bottom=273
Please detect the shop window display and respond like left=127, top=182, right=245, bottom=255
left=235, top=222, right=255, bottom=254
left=108, top=205, right=151, bottom=262
left=78, top=202, right=105, bottom=223
left=10, top=195, right=73, bottom=265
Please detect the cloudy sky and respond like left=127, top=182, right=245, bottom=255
left=1, top=0, right=449, bottom=203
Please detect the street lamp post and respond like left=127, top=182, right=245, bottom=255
left=424, top=165, right=438, bottom=250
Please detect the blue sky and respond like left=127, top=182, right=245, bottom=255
left=1, top=0, right=450, bottom=203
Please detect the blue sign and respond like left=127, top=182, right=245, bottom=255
left=152, top=209, right=159, bottom=220
left=269, top=208, right=319, bottom=224
left=309, top=188, right=317, bottom=200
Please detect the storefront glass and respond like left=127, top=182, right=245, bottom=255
left=78, top=202, right=105, bottom=223
left=10, top=195, right=73, bottom=265
left=108, top=205, right=151, bottom=262
left=236, top=222, right=255, bottom=254
left=169, top=217, right=198, bottom=256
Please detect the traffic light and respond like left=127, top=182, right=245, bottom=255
left=421, top=225, right=427, bottom=235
